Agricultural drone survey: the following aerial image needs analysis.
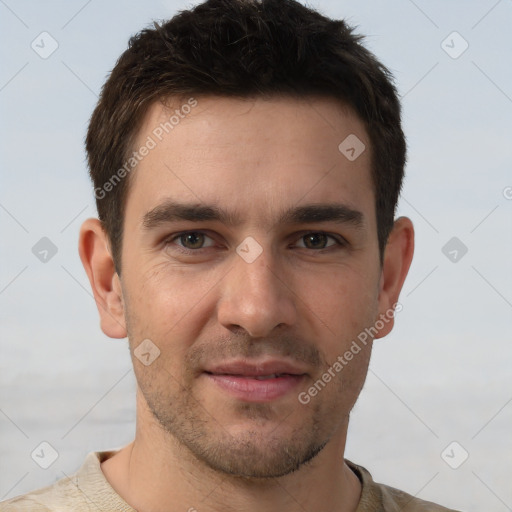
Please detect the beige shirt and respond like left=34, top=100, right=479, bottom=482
left=0, top=451, right=460, bottom=511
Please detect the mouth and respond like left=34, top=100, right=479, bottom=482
left=203, top=360, right=308, bottom=402
left=212, top=373, right=296, bottom=380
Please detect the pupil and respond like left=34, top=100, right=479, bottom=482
left=183, top=233, right=204, bottom=249
left=305, top=233, right=326, bottom=249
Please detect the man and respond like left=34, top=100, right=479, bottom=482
left=0, top=0, right=460, bottom=510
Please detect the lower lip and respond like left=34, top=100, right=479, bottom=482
left=205, top=373, right=306, bottom=402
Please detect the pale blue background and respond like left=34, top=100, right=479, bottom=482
left=1, top=1, right=511, bottom=510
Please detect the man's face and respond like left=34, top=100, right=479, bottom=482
left=119, top=96, right=384, bottom=478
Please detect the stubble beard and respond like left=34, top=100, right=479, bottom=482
left=124, top=300, right=366, bottom=481
left=141, top=378, right=335, bottom=480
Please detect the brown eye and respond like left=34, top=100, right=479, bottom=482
left=164, top=231, right=218, bottom=255
left=179, top=232, right=207, bottom=249
left=297, top=231, right=345, bottom=250
left=301, top=233, right=331, bottom=249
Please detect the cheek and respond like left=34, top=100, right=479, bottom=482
left=122, top=261, right=221, bottom=349
left=299, top=264, right=380, bottom=342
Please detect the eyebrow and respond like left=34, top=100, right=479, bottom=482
left=277, top=203, right=364, bottom=228
left=142, top=200, right=364, bottom=231
left=142, top=201, right=240, bottom=230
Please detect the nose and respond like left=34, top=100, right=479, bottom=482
left=216, top=249, right=297, bottom=338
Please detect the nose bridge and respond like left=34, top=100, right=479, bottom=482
left=217, top=244, right=296, bottom=337
left=238, top=250, right=280, bottom=300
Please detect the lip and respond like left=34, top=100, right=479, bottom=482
left=205, top=373, right=306, bottom=402
left=203, top=359, right=308, bottom=402
left=204, top=359, right=308, bottom=377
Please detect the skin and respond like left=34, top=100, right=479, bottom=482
left=79, top=95, right=414, bottom=512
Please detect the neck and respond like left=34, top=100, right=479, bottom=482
left=102, top=397, right=361, bottom=512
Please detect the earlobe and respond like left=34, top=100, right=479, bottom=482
left=78, top=218, right=127, bottom=339
left=375, top=216, right=414, bottom=339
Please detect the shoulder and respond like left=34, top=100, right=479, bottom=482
left=346, top=459, right=463, bottom=512
left=0, top=451, right=133, bottom=512
left=378, top=482, right=460, bottom=512
left=0, top=476, right=85, bottom=512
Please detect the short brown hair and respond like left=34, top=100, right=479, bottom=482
left=86, top=0, right=406, bottom=273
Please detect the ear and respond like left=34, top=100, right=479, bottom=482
left=374, top=216, right=414, bottom=339
left=78, top=218, right=127, bottom=338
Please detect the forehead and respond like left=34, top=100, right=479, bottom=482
left=126, top=95, right=375, bottom=227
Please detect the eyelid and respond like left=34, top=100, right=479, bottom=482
left=162, top=229, right=347, bottom=253
left=292, top=231, right=346, bottom=249
left=164, top=230, right=217, bottom=251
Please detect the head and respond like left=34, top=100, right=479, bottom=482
left=86, top=0, right=406, bottom=274
left=80, top=0, right=413, bottom=480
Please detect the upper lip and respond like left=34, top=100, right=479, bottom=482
left=204, top=359, right=308, bottom=377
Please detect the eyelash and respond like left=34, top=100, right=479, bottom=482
left=163, top=230, right=346, bottom=253
left=166, top=232, right=216, bottom=253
